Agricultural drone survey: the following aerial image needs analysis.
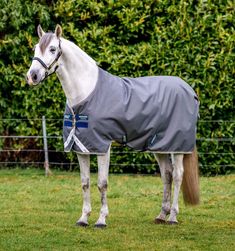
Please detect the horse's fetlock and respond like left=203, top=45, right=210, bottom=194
left=171, top=207, right=179, bottom=215
left=162, top=205, right=171, bottom=215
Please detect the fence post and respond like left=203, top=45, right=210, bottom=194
left=42, top=116, right=51, bottom=176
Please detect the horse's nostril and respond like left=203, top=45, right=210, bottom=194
left=33, top=73, right=37, bottom=81
left=30, top=70, right=38, bottom=82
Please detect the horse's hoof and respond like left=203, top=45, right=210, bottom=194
left=94, top=223, right=107, bottom=228
left=154, top=218, right=166, bottom=224
left=76, top=221, right=89, bottom=227
left=167, top=221, right=178, bottom=225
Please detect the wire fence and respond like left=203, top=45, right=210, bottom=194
left=0, top=117, right=234, bottom=175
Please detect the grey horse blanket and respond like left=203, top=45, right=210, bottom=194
left=63, top=68, right=199, bottom=154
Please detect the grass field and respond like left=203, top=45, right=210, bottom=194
left=0, top=169, right=234, bottom=251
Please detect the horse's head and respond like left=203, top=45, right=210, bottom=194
left=26, top=24, right=63, bottom=86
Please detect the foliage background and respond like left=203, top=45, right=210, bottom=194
left=0, top=0, right=234, bottom=175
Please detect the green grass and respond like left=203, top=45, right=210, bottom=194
left=0, top=169, right=234, bottom=251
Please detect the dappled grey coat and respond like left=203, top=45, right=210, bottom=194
left=63, top=68, right=199, bottom=154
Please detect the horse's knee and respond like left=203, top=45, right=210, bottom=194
left=98, top=180, right=108, bottom=192
left=81, top=178, right=90, bottom=191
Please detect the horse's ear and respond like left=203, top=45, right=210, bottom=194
left=55, top=24, right=62, bottom=38
left=37, top=24, right=45, bottom=38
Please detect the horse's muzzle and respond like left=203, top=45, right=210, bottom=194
left=26, top=70, right=40, bottom=86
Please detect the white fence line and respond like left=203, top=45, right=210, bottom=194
left=0, top=118, right=234, bottom=175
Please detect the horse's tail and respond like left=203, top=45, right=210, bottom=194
left=182, top=147, right=200, bottom=205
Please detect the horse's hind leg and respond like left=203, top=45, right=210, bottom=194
left=154, top=153, right=173, bottom=224
left=168, top=154, right=184, bottom=224
left=95, top=146, right=111, bottom=228
left=76, top=154, right=91, bottom=227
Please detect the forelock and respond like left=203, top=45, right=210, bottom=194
left=39, top=33, right=54, bottom=54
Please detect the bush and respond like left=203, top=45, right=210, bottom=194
left=0, top=0, right=234, bottom=175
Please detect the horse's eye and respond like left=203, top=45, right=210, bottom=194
left=50, top=47, right=56, bottom=53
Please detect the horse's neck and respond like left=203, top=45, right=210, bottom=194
left=56, top=38, right=98, bottom=107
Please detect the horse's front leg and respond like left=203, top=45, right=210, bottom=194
left=154, top=154, right=173, bottom=224
left=95, top=146, right=110, bottom=228
left=76, top=154, right=91, bottom=227
left=168, top=154, right=184, bottom=224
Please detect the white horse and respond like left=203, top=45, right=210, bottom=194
left=26, top=25, right=200, bottom=227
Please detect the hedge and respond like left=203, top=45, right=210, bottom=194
left=0, top=0, right=234, bottom=175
